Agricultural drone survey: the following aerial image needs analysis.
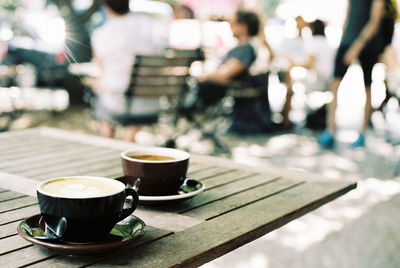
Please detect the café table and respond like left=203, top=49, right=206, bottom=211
left=0, top=127, right=357, bottom=267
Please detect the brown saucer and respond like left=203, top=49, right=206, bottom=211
left=17, top=214, right=145, bottom=256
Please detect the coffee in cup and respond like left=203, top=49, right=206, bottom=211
left=37, top=176, right=139, bottom=243
left=121, top=147, right=190, bottom=196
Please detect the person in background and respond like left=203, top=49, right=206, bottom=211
left=317, top=0, right=386, bottom=148
left=297, top=19, right=335, bottom=92
left=276, top=19, right=335, bottom=131
left=191, top=10, right=260, bottom=107
left=89, top=0, right=170, bottom=141
left=277, top=15, right=310, bottom=129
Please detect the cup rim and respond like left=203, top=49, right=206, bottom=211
left=120, top=147, right=190, bottom=163
left=36, top=176, right=126, bottom=199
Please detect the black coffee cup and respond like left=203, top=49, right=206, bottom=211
left=36, top=176, right=138, bottom=243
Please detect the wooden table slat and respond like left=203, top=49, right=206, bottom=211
left=183, top=178, right=304, bottom=220
left=0, top=139, right=76, bottom=160
left=0, top=205, right=40, bottom=225
left=134, top=209, right=204, bottom=233
left=0, top=244, right=54, bottom=268
left=164, top=173, right=279, bottom=214
left=188, top=166, right=234, bottom=180
left=198, top=170, right=257, bottom=189
left=0, top=196, right=37, bottom=213
left=0, top=135, right=58, bottom=150
left=0, top=221, right=21, bottom=239
left=88, top=181, right=356, bottom=268
left=0, top=191, right=26, bottom=202
left=27, top=226, right=171, bottom=268
left=1, top=146, right=115, bottom=172
left=22, top=157, right=121, bottom=180
left=0, top=235, right=32, bottom=255
left=187, top=164, right=217, bottom=175
left=0, top=142, right=87, bottom=169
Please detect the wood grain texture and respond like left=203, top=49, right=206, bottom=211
left=0, top=195, right=37, bottom=213
left=0, top=221, right=21, bottom=238
left=18, top=151, right=120, bottom=179
left=28, top=226, right=171, bottom=268
left=0, top=143, right=94, bottom=170
left=133, top=209, right=204, bottom=233
left=183, top=178, right=304, bottom=220
left=0, top=205, right=40, bottom=225
left=163, top=174, right=280, bottom=214
left=89, top=181, right=356, bottom=268
left=0, top=245, right=54, bottom=268
left=188, top=166, right=234, bottom=180
left=0, top=235, right=32, bottom=255
left=0, top=190, right=25, bottom=202
left=199, top=170, right=257, bottom=189
left=1, top=145, right=110, bottom=172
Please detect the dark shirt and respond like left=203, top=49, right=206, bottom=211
left=221, top=43, right=256, bottom=80
left=341, top=0, right=374, bottom=46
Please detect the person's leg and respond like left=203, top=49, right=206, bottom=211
left=282, top=69, right=293, bottom=129
left=98, top=120, right=115, bottom=138
left=317, top=78, right=340, bottom=148
left=327, top=78, right=341, bottom=133
left=317, top=45, right=348, bottom=148
left=362, top=86, right=372, bottom=132
left=350, top=85, right=371, bottom=147
left=353, top=44, right=379, bottom=147
left=124, top=125, right=142, bottom=142
left=376, top=80, right=392, bottom=112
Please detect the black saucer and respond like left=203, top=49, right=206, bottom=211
left=17, top=214, right=145, bottom=256
left=139, top=178, right=205, bottom=206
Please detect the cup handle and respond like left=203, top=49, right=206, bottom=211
left=117, top=188, right=139, bottom=222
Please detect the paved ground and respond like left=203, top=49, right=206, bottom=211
left=5, top=65, right=400, bottom=267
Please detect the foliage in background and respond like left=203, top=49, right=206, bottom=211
left=0, top=0, right=19, bottom=12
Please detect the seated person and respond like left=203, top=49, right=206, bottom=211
left=275, top=15, right=310, bottom=129
left=190, top=10, right=261, bottom=108
left=88, top=0, right=170, bottom=142
left=278, top=18, right=335, bottom=129
left=291, top=20, right=335, bottom=91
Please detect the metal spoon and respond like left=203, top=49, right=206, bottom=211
left=35, top=216, right=67, bottom=241
left=179, top=178, right=198, bottom=193
left=132, top=178, right=140, bottom=192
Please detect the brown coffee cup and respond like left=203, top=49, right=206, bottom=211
left=120, top=147, right=190, bottom=196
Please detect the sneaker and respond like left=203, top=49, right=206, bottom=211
left=352, top=133, right=365, bottom=147
left=317, top=130, right=335, bottom=149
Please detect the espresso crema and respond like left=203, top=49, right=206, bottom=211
left=41, top=177, right=123, bottom=198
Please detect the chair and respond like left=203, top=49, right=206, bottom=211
left=169, top=72, right=273, bottom=155
left=226, top=72, right=274, bottom=134
left=118, top=49, right=202, bottom=126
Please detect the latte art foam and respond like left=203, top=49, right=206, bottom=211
left=59, top=184, right=102, bottom=197
left=41, top=177, right=123, bottom=198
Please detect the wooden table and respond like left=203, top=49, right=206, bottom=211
left=0, top=127, right=357, bottom=267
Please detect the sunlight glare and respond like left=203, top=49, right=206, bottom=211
left=26, top=14, right=65, bottom=48
left=0, top=27, right=13, bottom=41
